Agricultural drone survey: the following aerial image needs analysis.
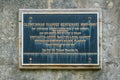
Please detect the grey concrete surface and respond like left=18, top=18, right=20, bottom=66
left=0, top=0, right=120, bottom=80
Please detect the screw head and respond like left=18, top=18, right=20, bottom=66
left=29, top=57, right=32, bottom=61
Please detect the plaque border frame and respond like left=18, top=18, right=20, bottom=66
left=19, top=9, right=102, bottom=69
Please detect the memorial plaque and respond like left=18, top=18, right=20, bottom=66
left=19, top=9, right=102, bottom=69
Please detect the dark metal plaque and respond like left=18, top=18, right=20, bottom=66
left=19, top=9, right=102, bottom=69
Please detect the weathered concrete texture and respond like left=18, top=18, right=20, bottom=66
left=0, top=0, right=120, bottom=80
left=51, top=0, right=77, bottom=8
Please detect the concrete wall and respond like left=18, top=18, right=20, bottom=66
left=0, top=0, right=120, bottom=80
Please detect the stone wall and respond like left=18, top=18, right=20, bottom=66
left=0, top=0, right=120, bottom=80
